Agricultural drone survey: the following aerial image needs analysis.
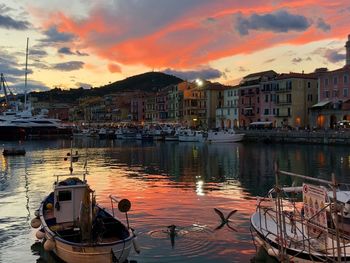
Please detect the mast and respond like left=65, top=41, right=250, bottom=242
left=24, top=37, right=29, bottom=110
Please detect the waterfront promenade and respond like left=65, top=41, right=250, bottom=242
left=242, top=129, right=350, bottom=145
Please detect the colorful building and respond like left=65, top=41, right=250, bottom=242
left=238, top=70, right=278, bottom=127
left=310, top=35, right=350, bottom=128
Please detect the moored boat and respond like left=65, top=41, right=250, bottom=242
left=31, top=149, right=138, bottom=263
left=178, top=129, right=205, bottom=142
left=251, top=168, right=350, bottom=262
left=206, top=129, right=244, bottom=143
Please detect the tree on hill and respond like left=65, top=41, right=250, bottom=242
left=30, top=72, right=183, bottom=103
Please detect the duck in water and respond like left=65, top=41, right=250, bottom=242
left=214, top=208, right=237, bottom=231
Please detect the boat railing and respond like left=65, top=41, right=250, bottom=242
left=109, top=195, right=131, bottom=229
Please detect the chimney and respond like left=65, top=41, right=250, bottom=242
left=346, top=34, right=350, bottom=66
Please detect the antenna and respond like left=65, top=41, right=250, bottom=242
left=24, top=37, right=29, bottom=111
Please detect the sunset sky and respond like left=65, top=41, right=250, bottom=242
left=1, top=0, right=350, bottom=93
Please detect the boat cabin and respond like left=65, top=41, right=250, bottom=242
left=53, top=177, right=90, bottom=224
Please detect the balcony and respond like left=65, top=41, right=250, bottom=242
left=276, top=100, right=291, bottom=105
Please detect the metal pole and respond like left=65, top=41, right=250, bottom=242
left=274, top=162, right=288, bottom=262
left=24, top=37, right=29, bottom=110
left=331, top=173, right=342, bottom=262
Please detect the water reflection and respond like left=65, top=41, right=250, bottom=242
left=1, top=139, right=350, bottom=263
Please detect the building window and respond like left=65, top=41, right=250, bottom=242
left=287, top=94, right=292, bottom=103
left=307, top=94, right=313, bottom=101
left=307, top=82, right=311, bottom=88
left=288, top=108, right=291, bottom=117
left=228, top=109, right=230, bottom=115
left=276, top=108, right=279, bottom=116
left=273, top=108, right=276, bottom=115
left=265, top=94, right=269, bottom=103
left=344, top=74, right=349, bottom=84
left=325, top=78, right=328, bottom=86
left=325, top=90, right=330, bottom=98
left=257, top=108, right=259, bottom=114
left=257, top=97, right=260, bottom=103
left=234, top=108, right=237, bottom=115
left=334, top=76, right=338, bottom=85
left=344, top=88, right=348, bottom=97
left=333, top=90, right=338, bottom=97
left=264, top=109, right=269, bottom=115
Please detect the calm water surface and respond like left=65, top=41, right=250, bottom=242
left=0, top=139, right=350, bottom=263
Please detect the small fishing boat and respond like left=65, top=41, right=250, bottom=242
left=3, top=147, right=26, bottom=156
left=251, top=167, right=350, bottom=262
left=31, top=149, right=139, bottom=263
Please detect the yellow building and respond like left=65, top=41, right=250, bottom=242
left=273, top=73, right=318, bottom=128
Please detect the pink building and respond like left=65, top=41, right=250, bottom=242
left=310, top=34, right=350, bottom=128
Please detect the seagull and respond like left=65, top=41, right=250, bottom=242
left=167, top=225, right=177, bottom=248
left=214, top=208, right=237, bottom=231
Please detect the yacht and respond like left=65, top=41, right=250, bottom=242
left=206, top=129, right=244, bottom=143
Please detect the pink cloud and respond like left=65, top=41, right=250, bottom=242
left=108, top=63, right=122, bottom=73
left=36, top=0, right=350, bottom=69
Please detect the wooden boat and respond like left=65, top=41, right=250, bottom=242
left=31, top=150, right=138, bottom=263
left=3, top=147, right=26, bottom=156
left=251, top=168, right=350, bottom=262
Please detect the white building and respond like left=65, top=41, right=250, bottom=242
left=215, top=85, right=240, bottom=128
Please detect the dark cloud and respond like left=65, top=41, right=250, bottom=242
left=235, top=10, right=310, bottom=35
left=264, top=58, right=276, bottom=64
left=292, top=57, right=302, bottom=63
left=41, top=26, right=75, bottom=43
left=0, top=14, right=30, bottom=30
left=58, top=47, right=89, bottom=56
left=58, top=47, right=74, bottom=55
left=324, top=49, right=345, bottom=63
left=11, top=80, right=50, bottom=93
left=238, top=66, right=248, bottom=72
left=163, top=67, right=222, bottom=80
left=52, top=61, right=84, bottom=71
left=316, top=18, right=331, bottom=32
left=30, top=49, right=48, bottom=57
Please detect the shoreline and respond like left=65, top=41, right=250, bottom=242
left=241, top=130, right=350, bottom=145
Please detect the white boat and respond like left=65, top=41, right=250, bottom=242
left=31, top=150, right=138, bottom=263
left=178, top=129, right=205, bottom=142
left=251, top=168, right=350, bottom=262
left=206, top=129, right=244, bottom=143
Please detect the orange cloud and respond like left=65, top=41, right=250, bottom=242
left=35, top=1, right=350, bottom=70
left=108, top=63, right=122, bottom=73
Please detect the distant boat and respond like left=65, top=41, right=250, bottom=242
left=178, top=129, right=205, bottom=142
left=31, top=149, right=138, bottom=263
left=206, top=129, right=244, bottom=143
left=3, top=147, right=26, bottom=156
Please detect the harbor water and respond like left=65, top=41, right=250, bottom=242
left=1, top=138, right=350, bottom=263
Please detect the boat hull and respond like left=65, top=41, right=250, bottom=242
left=47, top=234, right=133, bottom=263
left=250, top=211, right=350, bottom=262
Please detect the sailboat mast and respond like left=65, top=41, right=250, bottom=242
left=24, top=37, right=29, bottom=110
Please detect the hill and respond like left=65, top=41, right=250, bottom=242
left=30, top=72, right=183, bottom=103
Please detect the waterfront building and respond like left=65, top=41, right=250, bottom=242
left=179, top=81, right=206, bottom=128
left=145, top=96, right=157, bottom=122
left=130, top=92, right=147, bottom=123
left=273, top=73, right=318, bottom=128
left=166, top=84, right=183, bottom=123
left=206, top=82, right=227, bottom=129
left=310, top=35, right=350, bottom=128
left=215, top=85, right=239, bottom=129
left=155, top=88, right=168, bottom=121
left=238, top=70, right=278, bottom=127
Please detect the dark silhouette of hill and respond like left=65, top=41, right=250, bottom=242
left=30, top=72, right=183, bottom=103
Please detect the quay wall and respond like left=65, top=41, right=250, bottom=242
left=241, top=130, right=350, bottom=145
